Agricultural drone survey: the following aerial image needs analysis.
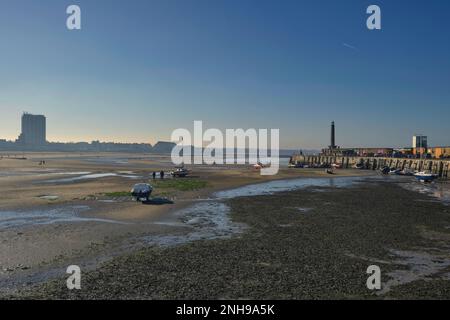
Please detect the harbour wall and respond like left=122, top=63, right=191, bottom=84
left=290, top=155, right=450, bottom=179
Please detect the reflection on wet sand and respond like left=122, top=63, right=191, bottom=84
left=0, top=205, right=129, bottom=229
left=41, top=172, right=142, bottom=184
left=400, top=180, right=450, bottom=205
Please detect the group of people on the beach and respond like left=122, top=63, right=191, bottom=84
left=152, top=171, right=165, bottom=179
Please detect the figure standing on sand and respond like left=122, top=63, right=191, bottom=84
left=160, top=171, right=164, bottom=179
left=152, top=172, right=156, bottom=179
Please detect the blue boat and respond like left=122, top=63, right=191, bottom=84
left=414, top=172, right=438, bottom=183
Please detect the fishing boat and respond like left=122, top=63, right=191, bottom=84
left=131, top=183, right=153, bottom=202
left=288, top=162, right=304, bottom=168
left=414, top=171, right=438, bottom=183
left=172, top=167, right=189, bottom=177
left=398, top=168, right=415, bottom=176
left=331, top=163, right=342, bottom=169
left=389, top=169, right=401, bottom=175
left=380, top=166, right=390, bottom=175
left=253, top=162, right=270, bottom=170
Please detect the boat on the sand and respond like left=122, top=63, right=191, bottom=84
left=414, top=171, right=438, bottom=183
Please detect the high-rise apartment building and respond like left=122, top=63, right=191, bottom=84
left=17, top=113, right=46, bottom=145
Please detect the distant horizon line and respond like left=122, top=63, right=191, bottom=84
left=4, top=137, right=450, bottom=150
left=0, top=137, right=316, bottom=151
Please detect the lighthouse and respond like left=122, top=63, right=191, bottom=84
left=329, top=121, right=336, bottom=150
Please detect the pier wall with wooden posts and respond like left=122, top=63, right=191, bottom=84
left=290, top=155, right=450, bottom=179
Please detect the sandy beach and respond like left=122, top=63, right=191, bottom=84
left=5, top=175, right=450, bottom=299
left=0, top=152, right=375, bottom=296
left=1, top=152, right=450, bottom=299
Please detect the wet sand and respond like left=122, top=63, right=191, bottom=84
left=0, top=152, right=372, bottom=295
left=3, top=174, right=450, bottom=299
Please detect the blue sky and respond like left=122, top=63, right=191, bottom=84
left=0, top=0, right=449, bottom=149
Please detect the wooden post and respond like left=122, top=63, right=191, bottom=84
left=443, top=162, right=449, bottom=178
left=438, top=161, right=444, bottom=177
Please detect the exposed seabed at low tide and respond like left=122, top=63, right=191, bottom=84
left=0, top=206, right=128, bottom=230
left=144, top=176, right=367, bottom=247
left=2, top=173, right=450, bottom=297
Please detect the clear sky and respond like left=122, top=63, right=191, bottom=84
left=0, top=0, right=449, bottom=149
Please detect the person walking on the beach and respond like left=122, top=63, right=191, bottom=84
left=160, top=171, right=164, bottom=179
left=152, top=171, right=156, bottom=179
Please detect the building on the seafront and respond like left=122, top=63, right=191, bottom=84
left=352, top=148, right=394, bottom=157
left=312, top=123, right=447, bottom=160
left=412, top=147, right=428, bottom=157
left=322, top=147, right=394, bottom=157
left=394, top=148, right=413, bottom=157
left=328, top=145, right=450, bottom=160
left=429, top=147, right=450, bottom=159
left=16, top=113, right=46, bottom=146
left=413, top=135, right=428, bottom=149
left=321, top=147, right=355, bottom=156
left=1, top=112, right=156, bottom=152
left=411, top=134, right=428, bottom=157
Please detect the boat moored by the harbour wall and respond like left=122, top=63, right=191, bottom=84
left=290, top=155, right=450, bottom=179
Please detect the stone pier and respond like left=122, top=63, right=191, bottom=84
left=290, top=155, right=450, bottom=179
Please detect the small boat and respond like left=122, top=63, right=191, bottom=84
left=172, top=167, right=189, bottom=177
left=380, top=166, right=390, bottom=175
left=253, top=162, right=270, bottom=170
left=414, top=172, right=438, bottom=183
left=288, top=162, right=304, bottom=168
left=131, top=183, right=153, bottom=202
left=389, top=169, right=401, bottom=175
left=398, top=169, right=415, bottom=176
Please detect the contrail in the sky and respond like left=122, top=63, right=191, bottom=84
left=342, top=42, right=359, bottom=51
